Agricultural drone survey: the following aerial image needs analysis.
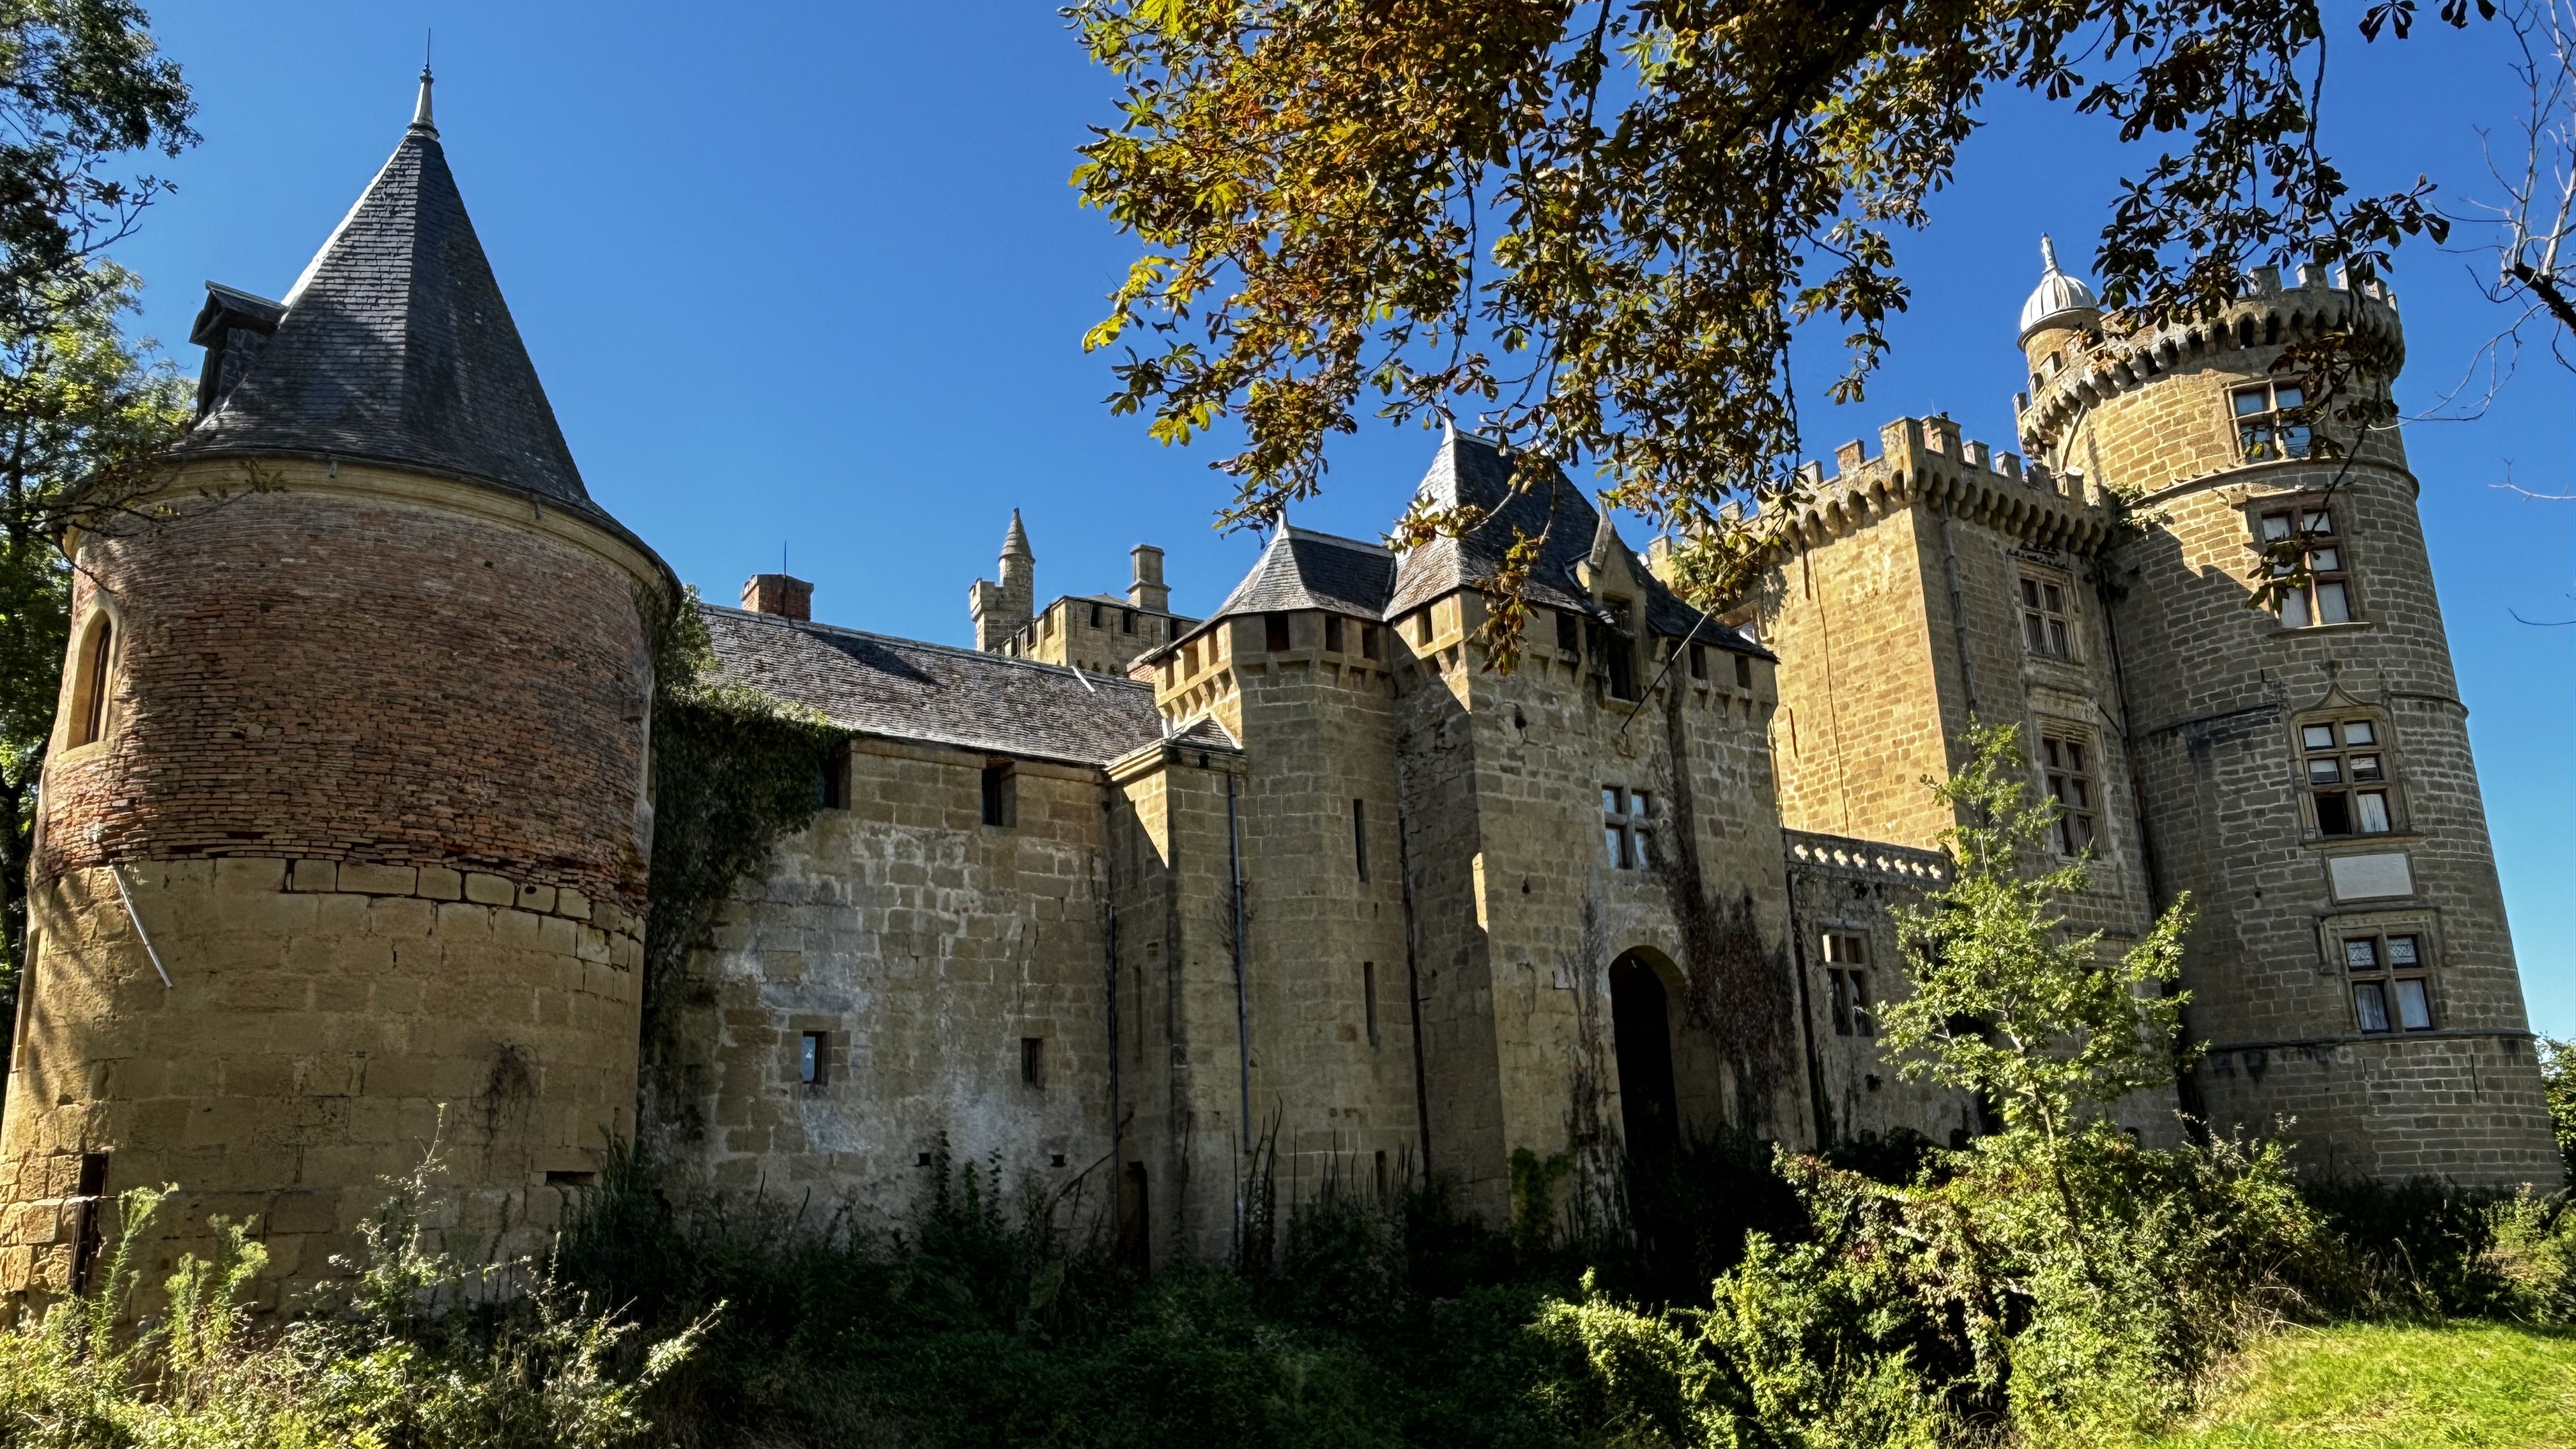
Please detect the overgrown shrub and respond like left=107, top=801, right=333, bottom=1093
left=0, top=1159, right=708, bottom=1448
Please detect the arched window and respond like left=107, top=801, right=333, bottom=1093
left=66, top=613, right=114, bottom=747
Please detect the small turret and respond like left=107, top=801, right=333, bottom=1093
left=1127, top=544, right=1169, bottom=613
left=970, top=510, right=1036, bottom=652
left=2019, top=234, right=2102, bottom=371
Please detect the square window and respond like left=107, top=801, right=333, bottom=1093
left=2303, top=724, right=2336, bottom=751
left=2344, top=939, right=2379, bottom=970
left=2393, top=979, right=2432, bottom=1031
left=2349, top=755, right=2382, bottom=781
left=2387, top=935, right=2419, bottom=967
left=2262, top=512, right=2294, bottom=541
left=1604, top=786, right=1623, bottom=813
left=2354, top=981, right=2391, bottom=1033
left=2343, top=721, right=2377, bottom=747
left=2235, top=389, right=2269, bottom=417
left=2309, top=759, right=2343, bottom=785
left=2315, top=792, right=2353, bottom=836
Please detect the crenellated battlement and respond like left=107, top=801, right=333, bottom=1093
left=1759, top=411, right=2112, bottom=564
left=2016, top=264, right=2404, bottom=456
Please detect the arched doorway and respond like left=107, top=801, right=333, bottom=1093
left=1610, top=953, right=1680, bottom=1156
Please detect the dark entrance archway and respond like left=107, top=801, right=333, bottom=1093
left=1610, top=953, right=1680, bottom=1156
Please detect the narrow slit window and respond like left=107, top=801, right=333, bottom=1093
left=799, top=1031, right=829, bottom=1086
left=69, top=613, right=112, bottom=747
left=1021, top=1036, right=1046, bottom=1088
left=1689, top=644, right=1707, bottom=680
left=815, top=746, right=847, bottom=809
left=980, top=762, right=1016, bottom=827
left=1089, top=602, right=1104, bottom=628
left=1362, top=961, right=1380, bottom=1047
left=1352, top=799, right=1369, bottom=882
left=1734, top=654, right=1754, bottom=689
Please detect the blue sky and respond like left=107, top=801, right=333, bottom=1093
left=111, top=3, right=2572, bottom=1032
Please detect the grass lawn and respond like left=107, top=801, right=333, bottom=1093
left=2142, top=1321, right=2576, bottom=1448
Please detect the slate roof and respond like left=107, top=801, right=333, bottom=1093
left=1211, top=526, right=1398, bottom=619
left=702, top=606, right=1228, bottom=767
left=171, top=111, right=596, bottom=513
left=1385, top=432, right=1766, bottom=656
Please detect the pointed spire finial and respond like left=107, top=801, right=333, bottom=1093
left=2039, top=233, right=2060, bottom=273
left=1002, top=507, right=1032, bottom=560
left=411, top=33, right=436, bottom=135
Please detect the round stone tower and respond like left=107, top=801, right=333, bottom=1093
left=0, top=73, right=672, bottom=1299
left=2014, top=241, right=2561, bottom=1186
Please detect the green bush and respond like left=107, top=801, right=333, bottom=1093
left=0, top=1161, right=709, bottom=1449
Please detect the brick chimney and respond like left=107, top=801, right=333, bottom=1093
left=742, top=573, right=813, bottom=621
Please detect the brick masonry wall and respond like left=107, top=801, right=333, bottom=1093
left=36, top=463, right=657, bottom=909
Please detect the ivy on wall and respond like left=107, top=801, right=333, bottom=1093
left=638, top=587, right=845, bottom=1124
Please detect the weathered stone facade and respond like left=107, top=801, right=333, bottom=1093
left=3, top=98, right=2556, bottom=1301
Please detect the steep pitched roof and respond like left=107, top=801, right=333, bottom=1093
left=1211, top=526, right=1398, bottom=619
left=1384, top=432, right=1764, bottom=654
left=701, top=606, right=1223, bottom=767
left=171, top=110, right=593, bottom=510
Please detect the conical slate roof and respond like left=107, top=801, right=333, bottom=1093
left=172, top=103, right=592, bottom=508
left=1209, top=526, right=1396, bottom=620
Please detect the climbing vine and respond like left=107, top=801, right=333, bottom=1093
left=638, top=586, right=843, bottom=1083
left=1654, top=672, right=1798, bottom=1122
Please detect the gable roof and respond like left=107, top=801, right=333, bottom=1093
left=1386, top=432, right=1766, bottom=655
left=171, top=111, right=594, bottom=512
left=701, top=606, right=1224, bottom=767
left=1211, top=526, right=1398, bottom=620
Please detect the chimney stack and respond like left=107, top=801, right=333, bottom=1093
left=742, top=573, right=813, bottom=622
left=1128, top=544, right=1170, bottom=613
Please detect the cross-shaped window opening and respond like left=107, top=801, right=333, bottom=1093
left=1602, top=786, right=1655, bottom=870
left=2303, top=716, right=2393, bottom=836
left=2234, top=381, right=2311, bottom=460
left=2343, top=931, right=2432, bottom=1033
left=2020, top=576, right=2073, bottom=659
left=2040, top=734, right=2096, bottom=856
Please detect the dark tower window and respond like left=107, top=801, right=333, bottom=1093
left=68, top=613, right=113, bottom=748
left=799, top=1031, right=830, bottom=1085
left=1324, top=615, right=1344, bottom=653
left=1352, top=798, right=1369, bottom=882
left=1689, top=644, right=1707, bottom=680
left=1266, top=613, right=1292, bottom=651
left=1735, top=653, right=1754, bottom=689
left=1586, top=616, right=1638, bottom=700
left=1609, top=955, right=1679, bottom=1156
left=1362, top=960, right=1380, bottom=1046
left=2234, top=382, right=2312, bottom=460
left=814, top=746, right=847, bottom=809
left=2259, top=505, right=2354, bottom=627
left=2039, top=733, right=2096, bottom=855
left=1361, top=624, right=1382, bottom=660
left=1122, top=610, right=1137, bottom=634
left=2020, top=575, right=2073, bottom=659
left=69, top=1152, right=109, bottom=1294
left=1021, top=1036, right=1046, bottom=1087
left=1556, top=610, right=1582, bottom=654
left=2302, top=716, right=2395, bottom=837
left=1823, top=931, right=1874, bottom=1036
left=981, top=762, right=1017, bottom=827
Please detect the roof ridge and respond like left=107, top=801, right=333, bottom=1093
left=699, top=603, right=1155, bottom=693
left=1282, top=524, right=1394, bottom=555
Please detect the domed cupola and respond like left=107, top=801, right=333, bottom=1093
left=2018, top=234, right=2100, bottom=343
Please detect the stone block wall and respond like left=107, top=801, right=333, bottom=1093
left=1, top=859, right=638, bottom=1302
left=644, top=739, right=1121, bottom=1234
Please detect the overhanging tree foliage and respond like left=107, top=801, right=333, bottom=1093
left=1070, top=0, right=2478, bottom=629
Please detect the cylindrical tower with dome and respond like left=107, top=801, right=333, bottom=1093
left=2014, top=240, right=2561, bottom=1186
left=0, top=74, right=671, bottom=1300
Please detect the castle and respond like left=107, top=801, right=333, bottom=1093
left=0, top=82, right=2558, bottom=1297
